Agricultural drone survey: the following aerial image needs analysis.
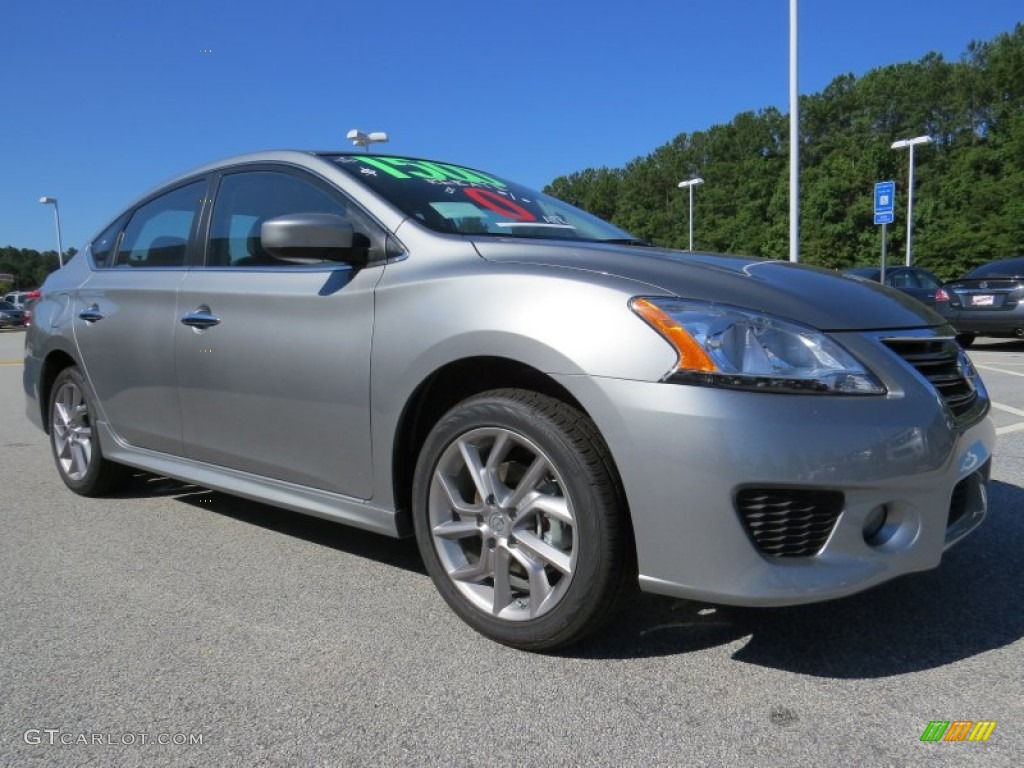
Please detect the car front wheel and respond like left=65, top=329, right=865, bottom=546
left=49, top=366, right=129, bottom=496
left=412, top=389, right=631, bottom=651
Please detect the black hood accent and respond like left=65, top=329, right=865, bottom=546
left=473, top=240, right=946, bottom=332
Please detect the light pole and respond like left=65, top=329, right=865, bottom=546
left=346, top=128, right=389, bottom=152
left=789, top=0, right=800, bottom=262
left=38, top=196, right=64, bottom=268
left=890, top=135, right=932, bottom=267
left=677, top=177, right=704, bottom=251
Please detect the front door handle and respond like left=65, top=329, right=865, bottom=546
left=78, top=306, right=104, bottom=323
left=180, top=310, right=221, bottom=329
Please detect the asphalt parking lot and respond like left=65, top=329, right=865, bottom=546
left=1, top=327, right=1022, bottom=767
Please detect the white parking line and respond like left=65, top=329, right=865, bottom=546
left=990, top=402, right=1024, bottom=436
left=991, top=401, right=1024, bottom=418
left=974, top=363, right=1024, bottom=378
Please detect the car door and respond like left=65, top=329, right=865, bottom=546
left=73, top=179, right=208, bottom=454
left=886, top=269, right=938, bottom=307
left=175, top=168, right=381, bottom=498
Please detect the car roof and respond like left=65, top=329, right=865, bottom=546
left=99, top=150, right=416, bottom=242
left=966, top=256, right=1024, bottom=278
left=164, top=150, right=491, bottom=181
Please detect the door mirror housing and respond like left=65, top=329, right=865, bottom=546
left=261, top=213, right=365, bottom=264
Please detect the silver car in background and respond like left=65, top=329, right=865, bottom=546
left=24, top=151, right=995, bottom=650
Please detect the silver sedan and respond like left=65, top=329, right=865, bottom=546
left=23, top=151, right=995, bottom=650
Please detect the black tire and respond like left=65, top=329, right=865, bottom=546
left=48, top=366, right=130, bottom=496
left=412, top=388, right=632, bottom=651
left=956, top=332, right=976, bottom=349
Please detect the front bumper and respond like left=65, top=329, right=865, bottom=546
left=554, top=338, right=995, bottom=607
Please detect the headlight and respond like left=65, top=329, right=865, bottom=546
left=631, top=297, right=886, bottom=395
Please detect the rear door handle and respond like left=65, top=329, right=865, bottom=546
left=78, top=306, right=104, bottom=323
left=180, top=310, right=221, bottom=329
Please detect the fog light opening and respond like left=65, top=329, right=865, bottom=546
left=863, top=504, right=889, bottom=544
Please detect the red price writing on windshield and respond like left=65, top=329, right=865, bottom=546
left=464, top=188, right=535, bottom=221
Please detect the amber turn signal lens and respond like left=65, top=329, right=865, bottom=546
left=630, top=298, right=717, bottom=372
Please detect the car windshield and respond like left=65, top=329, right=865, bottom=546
left=330, top=155, right=639, bottom=243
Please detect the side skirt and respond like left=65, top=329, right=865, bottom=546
left=97, top=422, right=408, bottom=538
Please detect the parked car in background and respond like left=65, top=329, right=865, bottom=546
left=936, top=257, right=1024, bottom=347
left=0, top=300, right=28, bottom=328
left=3, top=290, right=40, bottom=326
left=842, top=266, right=944, bottom=308
left=22, top=150, right=995, bottom=650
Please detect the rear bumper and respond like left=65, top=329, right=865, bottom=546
left=939, top=307, right=1024, bottom=334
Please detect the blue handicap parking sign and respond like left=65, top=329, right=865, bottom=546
left=874, top=181, right=895, bottom=215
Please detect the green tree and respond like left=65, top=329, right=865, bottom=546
left=544, top=24, right=1024, bottom=279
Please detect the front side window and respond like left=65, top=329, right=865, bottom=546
left=115, top=181, right=205, bottom=268
left=208, top=171, right=350, bottom=267
left=90, top=214, right=129, bottom=268
left=330, top=154, right=637, bottom=243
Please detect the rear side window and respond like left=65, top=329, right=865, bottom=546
left=115, top=181, right=206, bottom=268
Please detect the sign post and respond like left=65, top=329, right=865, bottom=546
left=874, top=181, right=896, bottom=283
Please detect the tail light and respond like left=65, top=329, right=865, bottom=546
left=935, top=288, right=951, bottom=303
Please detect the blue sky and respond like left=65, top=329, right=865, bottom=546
left=3, top=0, right=1021, bottom=252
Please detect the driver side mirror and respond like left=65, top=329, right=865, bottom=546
left=261, top=213, right=367, bottom=265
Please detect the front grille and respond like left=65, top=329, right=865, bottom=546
left=947, top=476, right=969, bottom=528
left=881, top=337, right=978, bottom=419
left=948, top=458, right=991, bottom=530
left=735, top=488, right=844, bottom=558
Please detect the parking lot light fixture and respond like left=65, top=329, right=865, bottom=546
left=38, top=196, right=64, bottom=268
left=677, top=177, right=704, bottom=251
left=346, top=129, right=389, bottom=152
left=890, top=135, right=933, bottom=267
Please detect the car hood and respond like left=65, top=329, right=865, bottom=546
left=473, top=240, right=945, bottom=332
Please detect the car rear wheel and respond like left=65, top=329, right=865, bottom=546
left=412, top=389, right=631, bottom=651
left=49, top=367, right=129, bottom=496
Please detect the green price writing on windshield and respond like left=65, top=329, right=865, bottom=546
left=356, top=156, right=507, bottom=187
